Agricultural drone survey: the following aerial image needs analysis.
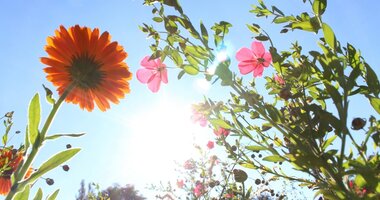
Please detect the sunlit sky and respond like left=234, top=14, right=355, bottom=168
left=0, top=0, right=379, bottom=199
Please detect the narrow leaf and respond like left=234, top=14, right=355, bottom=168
left=183, top=65, right=199, bottom=75
left=28, top=93, right=41, bottom=145
left=45, top=132, right=85, bottom=140
left=246, top=145, right=268, bottom=152
left=369, top=97, right=380, bottom=114
left=14, top=184, right=30, bottom=200
left=263, top=155, right=285, bottom=162
left=322, top=135, right=337, bottom=150
left=33, top=188, right=43, bottom=200
left=322, top=23, right=336, bottom=51
left=25, top=148, right=80, bottom=184
left=46, top=189, right=60, bottom=200
left=313, top=0, right=327, bottom=16
left=209, top=119, right=232, bottom=129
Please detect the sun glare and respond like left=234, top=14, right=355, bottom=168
left=121, top=96, right=211, bottom=185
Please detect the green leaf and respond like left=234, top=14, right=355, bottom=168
left=33, top=188, right=43, bottom=200
left=177, top=70, right=185, bottom=80
left=46, top=189, right=60, bottom=200
left=322, top=135, right=337, bottom=150
left=291, top=18, right=320, bottom=33
left=312, top=0, right=327, bottom=16
left=322, top=23, right=336, bottom=51
left=369, top=97, right=380, bottom=114
left=365, top=63, right=380, bottom=96
left=263, top=155, right=285, bottom=162
left=215, top=61, right=233, bottom=86
left=28, top=93, right=41, bottom=146
left=239, top=162, right=257, bottom=169
left=163, top=0, right=183, bottom=14
left=45, top=132, right=85, bottom=140
left=246, top=23, right=260, bottom=34
left=255, top=35, right=269, bottom=41
left=14, top=184, right=30, bottom=200
left=354, top=174, right=367, bottom=187
left=183, top=65, right=198, bottom=75
left=209, top=119, right=232, bottom=129
left=25, top=148, right=80, bottom=184
left=323, top=81, right=341, bottom=105
left=171, top=49, right=183, bottom=67
left=246, top=145, right=268, bottom=152
left=200, top=21, right=208, bottom=44
left=153, top=17, right=163, bottom=23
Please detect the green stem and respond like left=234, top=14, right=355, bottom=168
left=6, top=85, right=73, bottom=200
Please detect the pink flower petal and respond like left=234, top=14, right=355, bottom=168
left=161, top=68, right=168, bottom=84
left=140, top=56, right=158, bottom=69
left=238, top=61, right=256, bottom=75
left=253, top=65, right=264, bottom=77
left=251, top=41, right=265, bottom=57
left=235, top=47, right=253, bottom=61
left=262, top=52, right=272, bottom=67
left=136, top=68, right=154, bottom=83
left=147, top=73, right=162, bottom=93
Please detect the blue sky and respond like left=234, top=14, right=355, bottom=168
left=0, top=0, right=379, bottom=199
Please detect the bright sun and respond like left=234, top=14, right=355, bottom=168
left=121, top=95, right=211, bottom=186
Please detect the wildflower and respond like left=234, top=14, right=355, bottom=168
left=193, top=182, right=204, bottom=197
left=207, top=141, right=214, bottom=149
left=191, top=108, right=207, bottom=127
left=213, top=127, right=230, bottom=137
left=0, top=148, right=33, bottom=195
left=183, top=159, right=195, bottom=170
left=137, top=56, right=168, bottom=93
left=236, top=41, right=272, bottom=77
left=225, top=193, right=235, bottom=199
left=41, top=25, right=132, bottom=111
left=274, top=74, right=285, bottom=85
left=176, top=179, right=184, bottom=189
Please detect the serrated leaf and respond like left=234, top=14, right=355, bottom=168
left=25, top=148, right=80, bottom=184
left=28, top=93, right=41, bottom=146
left=33, top=188, right=43, bottom=200
left=45, top=132, right=85, bottom=140
left=263, top=155, right=285, bottom=162
left=209, top=119, right=232, bottom=129
left=14, top=184, right=30, bottom=200
left=46, top=189, right=60, bottom=200
left=313, top=0, right=327, bottom=16
left=322, top=23, right=336, bottom=51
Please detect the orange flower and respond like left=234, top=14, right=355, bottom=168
left=0, top=148, right=32, bottom=196
left=41, top=25, right=132, bottom=111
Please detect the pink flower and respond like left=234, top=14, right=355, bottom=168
left=176, top=179, right=184, bottom=188
left=225, top=193, right=235, bottom=199
left=136, top=56, right=168, bottom=93
left=274, top=74, right=285, bottom=85
left=193, top=183, right=204, bottom=197
left=183, top=159, right=195, bottom=170
left=235, top=41, right=272, bottom=77
left=213, top=128, right=230, bottom=137
left=207, top=141, right=214, bottom=149
left=191, top=109, right=207, bottom=127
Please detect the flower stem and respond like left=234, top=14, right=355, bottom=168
left=6, top=85, right=73, bottom=200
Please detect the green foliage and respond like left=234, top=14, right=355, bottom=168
left=28, top=93, right=41, bottom=146
left=142, top=0, right=380, bottom=199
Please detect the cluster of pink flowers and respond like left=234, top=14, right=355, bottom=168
left=176, top=179, right=185, bottom=189
left=206, top=141, right=214, bottom=149
left=137, top=41, right=272, bottom=93
left=213, top=127, right=230, bottom=137
left=183, top=159, right=196, bottom=170
left=191, top=108, right=208, bottom=127
left=193, top=182, right=205, bottom=197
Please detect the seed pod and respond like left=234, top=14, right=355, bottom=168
left=233, top=169, right=248, bottom=183
left=62, top=165, right=70, bottom=171
left=46, top=178, right=54, bottom=186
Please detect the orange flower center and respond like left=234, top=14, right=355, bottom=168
left=69, top=55, right=104, bottom=89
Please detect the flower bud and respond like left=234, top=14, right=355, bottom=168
left=46, top=178, right=54, bottom=186
left=279, top=88, right=292, bottom=100
left=62, top=165, right=70, bottom=171
left=351, top=118, right=366, bottom=130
